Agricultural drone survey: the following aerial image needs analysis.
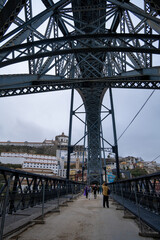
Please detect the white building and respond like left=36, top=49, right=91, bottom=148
left=58, top=169, right=67, bottom=178
left=1, top=152, right=56, bottom=160
left=0, top=132, right=86, bottom=177
left=0, top=152, right=60, bottom=175
left=0, top=140, right=54, bottom=147
left=23, top=157, right=59, bottom=175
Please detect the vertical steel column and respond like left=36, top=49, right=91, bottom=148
left=54, top=20, right=59, bottom=75
left=82, top=119, right=87, bottom=182
left=120, top=11, right=126, bottom=72
left=67, top=88, right=74, bottom=180
left=109, top=88, right=120, bottom=179
left=42, top=180, right=45, bottom=221
left=144, top=0, right=152, bottom=68
left=100, top=123, right=107, bottom=183
left=25, top=0, right=35, bottom=74
left=8, top=174, right=18, bottom=214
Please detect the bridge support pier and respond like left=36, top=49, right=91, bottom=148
left=66, top=87, right=121, bottom=184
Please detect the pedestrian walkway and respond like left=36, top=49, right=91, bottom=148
left=2, top=194, right=79, bottom=239
left=6, top=194, right=154, bottom=240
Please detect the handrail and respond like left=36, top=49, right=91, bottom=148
left=109, top=172, right=160, bottom=233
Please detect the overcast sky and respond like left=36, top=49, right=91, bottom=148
left=0, top=87, right=159, bottom=163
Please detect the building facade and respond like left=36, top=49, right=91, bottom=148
left=0, top=132, right=86, bottom=179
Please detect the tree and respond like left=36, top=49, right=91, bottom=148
left=130, top=167, right=147, bottom=177
left=0, top=163, right=22, bottom=169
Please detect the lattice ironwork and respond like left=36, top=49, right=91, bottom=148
left=0, top=166, right=83, bottom=215
left=110, top=172, right=160, bottom=232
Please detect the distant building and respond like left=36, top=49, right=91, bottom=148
left=106, top=158, right=117, bottom=170
left=20, top=168, right=57, bottom=177
left=143, top=161, right=159, bottom=174
left=55, top=132, right=85, bottom=163
left=58, top=169, right=67, bottom=178
left=106, top=157, right=124, bottom=170
left=0, top=140, right=51, bottom=147
left=0, top=132, right=85, bottom=163
left=55, top=132, right=68, bottom=146
left=22, top=157, right=59, bottom=175
left=1, top=152, right=56, bottom=160
left=0, top=132, right=86, bottom=180
left=0, top=152, right=60, bottom=175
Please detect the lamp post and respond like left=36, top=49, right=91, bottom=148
left=67, top=89, right=74, bottom=180
left=103, top=166, right=107, bottom=183
left=109, top=87, right=120, bottom=179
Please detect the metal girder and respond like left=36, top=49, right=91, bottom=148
left=42, top=0, right=69, bottom=36
left=1, top=79, right=160, bottom=97
left=0, top=0, right=69, bottom=43
left=0, top=0, right=26, bottom=37
left=0, top=33, right=160, bottom=69
left=0, top=70, right=160, bottom=98
left=145, top=0, right=160, bottom=15
left=108, top=0, right=160, bottom=24
left=25, top=0, right=35, bottom=74
left=0, top=45, right=160, bottom=69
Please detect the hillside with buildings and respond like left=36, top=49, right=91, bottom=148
left=0, top=141, right=57, bottom=156
left=105, top=155, right=160, bottom=181
left=0, top=132, right=86, bottom=180
left=0, top=133, right=159, bottom=182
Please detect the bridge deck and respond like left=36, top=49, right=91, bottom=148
left=112, top=194, right=160, bottom=233
left=3, top=194, right=154, bottom=240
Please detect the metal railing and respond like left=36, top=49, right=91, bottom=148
left=0, top=166, right=85, bottom=239
left=109, top=172, right=160, bottom=233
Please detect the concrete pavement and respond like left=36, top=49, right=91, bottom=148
left=7, top=194, right=154, bottom=240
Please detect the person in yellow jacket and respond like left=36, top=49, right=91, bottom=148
left=102, top=183, right=109, bottom=208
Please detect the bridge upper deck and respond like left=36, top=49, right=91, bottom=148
left=3, top=194, right=155, bottom=240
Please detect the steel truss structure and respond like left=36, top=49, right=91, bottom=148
left=0, top=166, right=84, bottom=238
left=110, top=172, right=160, bottom=233
left=0, top=0, right=160, bottom=183
left=0, top=167, right=83, bottom=214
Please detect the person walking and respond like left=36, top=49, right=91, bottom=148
left=99, top=185, right=102, bottom=194
left=93, top=185, right=97, bottom=199
left=84, top=186, right=88, bottom=198
left=102, top=183, right=110, bottom=208
left=88, top=186, right=92, bottom=200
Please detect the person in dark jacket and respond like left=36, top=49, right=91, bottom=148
left=93, top=185, right=97, bottom=199
left=84, top=186, right=88, bottom=198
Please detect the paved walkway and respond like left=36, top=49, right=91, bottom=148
left=2, top=194, right=79, bottom=238
left=8, top=194, right=154, bottom=240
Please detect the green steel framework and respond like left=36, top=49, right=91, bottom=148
left=0, top=0, right=160, bottom=183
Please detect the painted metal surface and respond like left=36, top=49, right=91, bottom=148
left=110, top=172, right=160, bottom=232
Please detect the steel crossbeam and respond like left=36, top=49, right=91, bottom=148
left=0, top=73, right=160, bottom=97
left=1, top=33, right=160, bottom=68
